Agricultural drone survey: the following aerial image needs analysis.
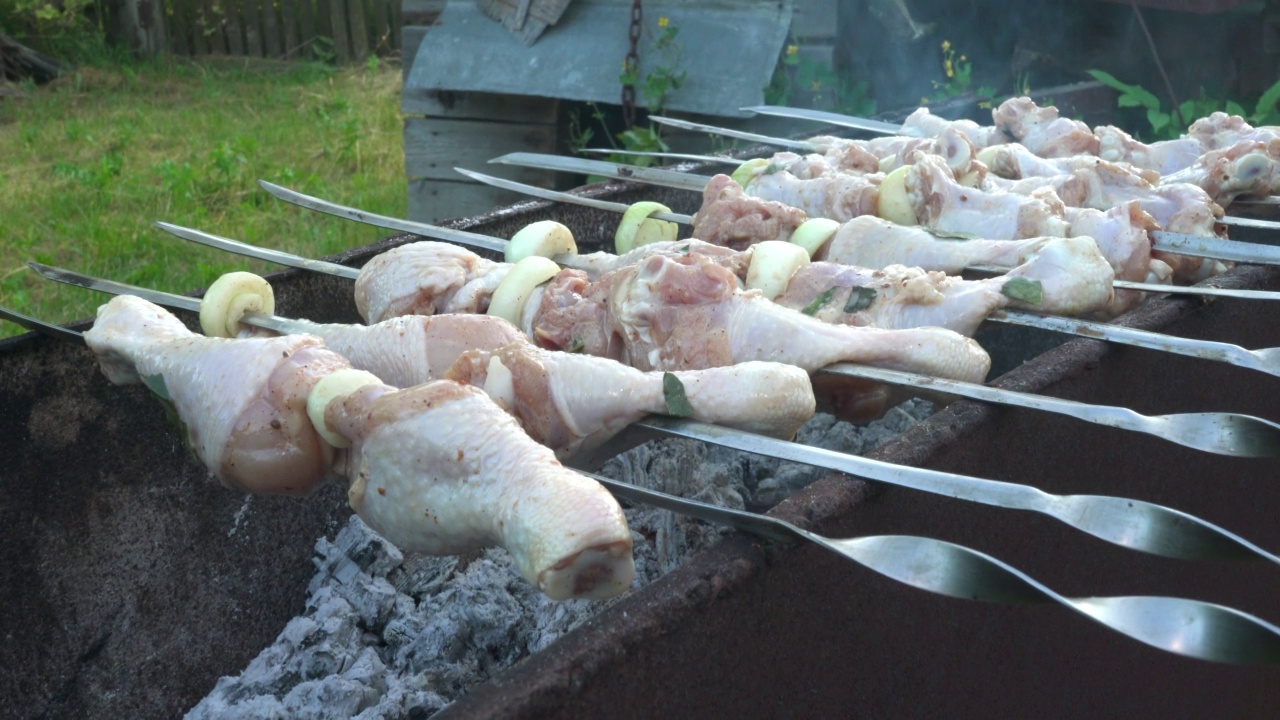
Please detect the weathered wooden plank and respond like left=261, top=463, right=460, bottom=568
left=369, top=0, right=391, bottom=53
left=168, top=0, right=191, bottom=55
left=404, top=116, right=559, bottom=183
left=224, top=0, right=245, bottom=55
left=188, top=0, right=210, bottom=55
left=401, top=0, right=444, bottom=26
left=243, top=0, right=264, bottom=56
left=297, top=0, right=317, bottom=57
left=346, top=0, right=369, bottom=60
left=402, top=89, right=559, bottom=123
left=280, top=0, right=300, bottom=57
left=388, top=0, right=402, bottom=46
left=408, top=178, right=548, bottom=224
left=401, top=25, right=427, bottom=82
left=261, top=0, right=282, bottom=56
left=789, top=0, right=838, bottom=41
left=329, top=0, right=351, bottom=62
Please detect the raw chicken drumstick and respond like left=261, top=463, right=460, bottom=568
left=348, top=241, right=992, bottom=384
left=83, top=294, right=635, bottom=600
left=221, top=302, right=816, bottom=457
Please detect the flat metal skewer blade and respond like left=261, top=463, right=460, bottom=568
left=818, top=363, right=1280, bottom=458
left=990, top=310, right=1280, bottom=378
left=25, top=262, right=300, bottom=336
left=1111, top=279, right=1280, bottom=301
left=1151, top=230, right=1280, bottom=266
left=1219, top=215, right=1280, bottom=231
left=0, top=305, right=83, bottom=341
left=495, top=154, right=1280, bottom=269
left=577, top=148, right=741, bottom=165
left=588, top=470, right=1280, bottom=666
left=646, top=116, right=818, bottom=151
left=638, top=416, right=1280, bottom=564
left=154, top=222, right=361, bottom=280
left=255, top=181, right=508, bottom=256
left=454, top=168, right=694, bottom=223
left=1231, top=196, right=1280, bottom=207
left=490, top=153, right=712, bottom=192
left=740, top=105, right=904, bottom=135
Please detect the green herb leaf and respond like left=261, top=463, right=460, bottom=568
left=662, top=373, right=695, bottom=417
left=763, top=162, right=786, bottom=175
left=142, top=373, right=171, bottom=401
left=844, top=287, right=877, bottom=313
left=927, top=228, right=978, bottom=240
left=1001, top=277, right=1043, bottom=305
left=565, top=337, right=585, bottom=353
left=800, top=287, right=837, bottom=316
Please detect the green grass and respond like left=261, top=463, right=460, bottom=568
left=0, top=56, right=406, bottom=339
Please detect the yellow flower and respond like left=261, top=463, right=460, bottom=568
left=941, top=40, right=951, bottom=51
left=811, top=81, right=822, bottom=92
left=786, top=44, right=799, bottom=56
left=945, top=59, right=954, bottom=78
left=658, top=16, right=669, bottom=27
left=920, top=97, right=930, bottom=105
left=960, top=55, right=967, bottom=62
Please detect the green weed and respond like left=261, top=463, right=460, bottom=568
left=0, top=57, right=406, bottom=340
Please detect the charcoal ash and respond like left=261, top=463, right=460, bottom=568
left=188, top=401, right=934, bottom=719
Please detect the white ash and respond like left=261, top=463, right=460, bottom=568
left=187, top=400, right=934, bottom=719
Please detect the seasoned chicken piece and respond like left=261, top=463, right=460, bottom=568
left=532, top=253, right=992, bottom=383
left=1160, top=140, right=1278, bottom=201
left=822, top=215, right=1064, bottom=273
left=900, top=106, right=1012, bottom=148
left=447, top=345, right=815, bottom=454
left=1186, top=112, right=1280, bottom=151
left=992, top=98, right=1099, bottom=158
left=327, top=379, right=634, bottom=601
left=774, top=236, right=1112, bottom=335
left=692, top=174, right=808, bottom=250
left=84, top=295, right=345, bottom=496
left=739, top=154, right=882, bottom=221
left=354, top=241, right=511, bottom=323
left=1094, top=125, right=1202, bottom=176
left=277, top=313, right=524, bottom=389
left=905, top=155, right=1071, bottom=239
left=983, top=158, right=1224, bottom=243
left=1063, top=202, right=1170, bottom=315
left=982, top=142, right=1161, bottom=185
left=811, top=127, right=986, bottom=182
left=276, top=313, right=815, bottom=456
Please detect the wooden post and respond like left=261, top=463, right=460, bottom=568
left=113, top=0, right=168, bottom=57
left=346, top=0, right=369, bottom=60
left=243, top=0, right=264, bottom=56
left=329, top=0, right=352, bottom=62
left=262, top=0, right=282, bottom=57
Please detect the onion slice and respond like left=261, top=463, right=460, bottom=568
left=200, top=271, right=275, bottom=338
left=488, top=256, right=560, bottom=326
left=615, top=201, right=678, bottom=255
left=877, top=164, right=917, bottom=226
left=506, top=220, right=577, bottom=263
left=307, top=368, right=382, bottom=448
left=746, top=240, right=811, bottom=301
left=730, top=158, right=771, bottom=188
left=790, top=218, right=841, bottom=259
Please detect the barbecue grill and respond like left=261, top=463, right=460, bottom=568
left=4, top=99, right=1280, bottom=718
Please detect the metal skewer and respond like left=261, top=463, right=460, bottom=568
left=651, top=116, right=1280, bottom=234
left=490, top=152, right=1280, bottom=270
left=588, top=470, right=1280, bottom=666
left=18, top=267, right=1280, bottom=568
left=740, top=105, right=906, bottom=135
left=5, top=300, right=1280, bottom=666
left=450, top=169, right=1280, bottom=376
left=125, top=221, right=1280, bottom=457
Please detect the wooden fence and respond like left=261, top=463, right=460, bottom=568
left=158, top=0, right=407, bottom=62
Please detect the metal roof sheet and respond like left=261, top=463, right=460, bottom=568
left=406, top=0, right=794, bottom=118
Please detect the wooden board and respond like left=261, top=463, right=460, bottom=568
left=402, top=88, right=559, bottom=122
left=403, top=116, right=559, bottom=183
left=401, top=25, right=428, bottom=80
left=408, top=177, right=541, bottom=224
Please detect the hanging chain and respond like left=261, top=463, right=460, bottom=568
left=621, top=0, right=642, bottom=130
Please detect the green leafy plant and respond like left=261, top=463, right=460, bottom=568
left=764, top=43, right=876, bottom=117
left=928, top=40, right=995, bottom=107
left=1087, top=69, right=1280, bottom=140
